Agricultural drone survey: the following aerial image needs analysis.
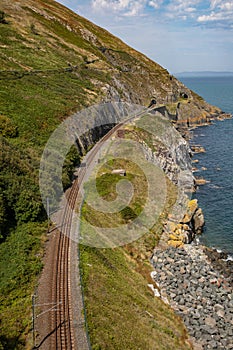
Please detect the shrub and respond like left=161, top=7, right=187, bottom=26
left=120, top=206, right=137, bottom=222
left=15, top=189, right=44, bottom=224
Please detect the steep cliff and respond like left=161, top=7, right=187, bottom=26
left=0, top=0, right=228, bottom=348
left=0, top=0, right=227, bottom=126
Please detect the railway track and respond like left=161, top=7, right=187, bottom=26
left=48, top=106, right=157, bottom=349
left=51, top=177, right=79, bottom=349
left=50, top=123, right=125, bottom=349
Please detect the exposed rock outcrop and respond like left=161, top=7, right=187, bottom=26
left=166, top=199, right=205, bottom=248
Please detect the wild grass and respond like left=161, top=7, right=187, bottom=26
left=0, top=1, right=195, bottom=347
left=80, top=244, right=191, bottom=350
left=80, top=151, right=190, bottom=349
left=0, top=8, right=103, bottom=346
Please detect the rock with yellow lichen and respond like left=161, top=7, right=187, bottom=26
left=168, top=240, right=184, bottom=248
left=167, top=223, right=193, bottom=246
left=166, top=199, right=204, bottom=247
left=182, top=199, right=198, bottom=223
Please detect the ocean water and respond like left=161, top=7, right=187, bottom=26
left=179, top=76, right=233, bottom=255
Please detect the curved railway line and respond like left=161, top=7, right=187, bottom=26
left=39, top=106, right=157, bottom=349
left=50, top=121, right=127, bottom=349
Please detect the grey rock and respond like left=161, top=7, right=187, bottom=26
left=151, top=244, right=233, bottom=349
left=204, top=317, right=217, bottom=328
left=216, top=310, right=225, bottom=318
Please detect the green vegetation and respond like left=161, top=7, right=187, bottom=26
left=0, top=3, right=103, bottom=346
left=166, top=103, right=179, bottom=116
left=79, top=129, right=190, bottom=349
left=0, top=223, right=45, bottom=349
left=80, top=166, right=190, bottom=349
left=0, top=115, right=18, bottom=138
left=82, top=158, right=148, bottom=228
left=80, top=245, right=191, bottom=350
left=62, top=145, right=81, bottom=190
left=0, top=72, right=99, bottom=146
left=0, top=0, right=202, bottom=348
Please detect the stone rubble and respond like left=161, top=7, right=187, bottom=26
left=151, top=245, right=233, bottom=350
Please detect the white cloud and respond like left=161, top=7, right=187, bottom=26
left=91, top=0, right=168, bottom=17
left=197, top=0, right=233, bottom=27
left=92, top=0, right=129, bottom=12
left=185, top=7, right=196, bottom=13
left=210, top=0, right=222, bottom=10
left=91, top=0, right=147, bottom=16
left=148, top=0, right=163, bottom=9
left=198, top=12, right=221, bottom=22
left=220, top=2, right=233, bottom=11
left=90, top=0, right=233, bottom=28
left=124, top=1, right=145, bottom=16
left=165, top=0, right=201, bottom=19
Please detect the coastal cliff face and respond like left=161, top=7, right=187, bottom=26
left=0, top=0, right=228, bottom=348
left=75, top=105, right=204, bottom=249
left=134, top=120, right=205, bottom=248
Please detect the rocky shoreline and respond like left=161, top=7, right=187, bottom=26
left=150, top=244, right=233, bottom=350
left=203, top=247, right=233, bottom=286
left=150, top=111, right=233, bottom=350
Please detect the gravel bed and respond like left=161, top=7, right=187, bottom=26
left=151, top=245, right=233, bottom=350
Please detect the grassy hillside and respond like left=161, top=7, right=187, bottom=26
left=79, top=152, right=191, bottom=349
left=0, top=0, right=215, bottom=348
left=80, top=245, right=191, bottom=350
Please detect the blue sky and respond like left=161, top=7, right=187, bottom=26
left=57, top=0, right=233, bottom=73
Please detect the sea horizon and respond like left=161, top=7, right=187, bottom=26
left=175, top=71, right=233, bottom=78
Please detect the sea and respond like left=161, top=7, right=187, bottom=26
left=178, top=76, right=233, bottom=257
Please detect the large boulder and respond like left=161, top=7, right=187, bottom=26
left=192, top=207, right=205, bottom=234
left=182, top=199, right=198, bottom=223
left=166, top=199, right=205, bottom=247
